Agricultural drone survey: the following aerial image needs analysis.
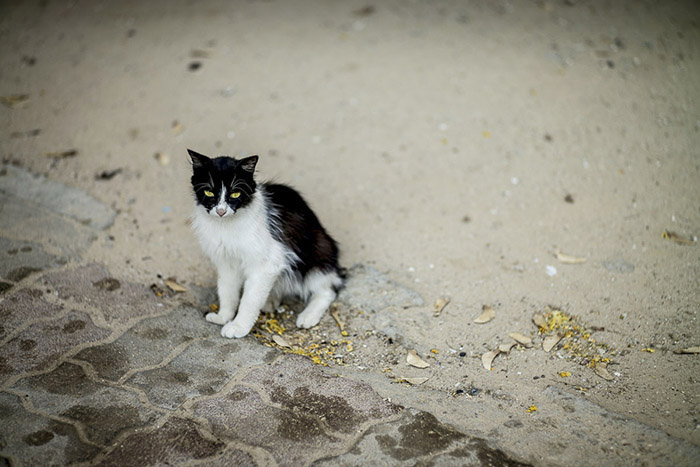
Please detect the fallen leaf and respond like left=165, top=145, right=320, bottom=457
left=499, top=342, right=516, bottom=353
left=641, top=348, right=655, bottom=353
left=594, top=363, right=614, bottom=381
left=474, top=305, right=495, bottom=324
left=10, top=128, right=41, bottom=138
left=675, top=346, right=700, bottom=354
left=481, top=350, right=499, bottom=370
left=154, top=152, right=170, bottom=166
left=208, top=303, right=219, bottom=312
left=526, top=405, right=538, bottom=413
left=190, top=49, right=213, bottom=58
left=1, top=94, right=30, bottom=108
left=556, top=252, right=587, bottom=264
left=558, top=371, right=571, bottom=377
left=164, top=280, right=187, bottom=293
left=542, top=334, right=563, bottom=352
left=44, top=149, right=78, bottom=159
left=406, top=350, right=430, bottom=369
left=532, top=312, right=546, bottom=328
left=171, top=120, right=184, bottom=135
left=402, top=376, right=430, bottom=385
left=330, top=306, right=345, bottom=331
left=433, top=297, right=450, bottom=316
left=509, top=332, right=533, bottom=348
left=662, top=230, right=695, bottom=245
left=272, top=334, right=291, bottom=348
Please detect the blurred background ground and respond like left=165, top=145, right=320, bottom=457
left=1, top=0, right=699, bottom=461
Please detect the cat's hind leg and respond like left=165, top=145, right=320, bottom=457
left=296, top=270, right=342, bottom=329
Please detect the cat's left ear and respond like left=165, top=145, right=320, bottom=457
left=239, top=155, right=259, bottom=173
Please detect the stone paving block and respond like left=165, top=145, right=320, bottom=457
left=315, top=409, right=528, bottom=466
left=541, top=386, right=700, bottom=463
left=74, top=306, right=213, bottom=381
left=0, top=164, right=115, bottom=230
left=0, top=238, right=61, bottom=283
left=95, top=417, right=224, bottom=467
left=12, top=362, right=162, bottom=446
left=0, top=194, right=97, bottom=260
left=195, top=447, right=257, bottom=466
left=127, top=338, right=274, bottom=410
left=0, top=391, right=100, bottom=465
left=337, top=264, right=424, bottom=313
left=0, top=311, right=110, bottom=384
left=243, top=354, right=403, bottom=433
left=193, top=385, right=344, bottom=466
left=42, top=264, right=164, bottom=325
left=0, top=287, right=63, bottom=340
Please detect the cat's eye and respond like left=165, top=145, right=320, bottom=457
left=203, top=190, right=214, bottom=198
left=230, top=192, right=241, bottom=199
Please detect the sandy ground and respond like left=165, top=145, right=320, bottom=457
left=2, top=0, right=699, bottom=456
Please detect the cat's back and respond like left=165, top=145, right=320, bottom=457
left=262, top=183, right=321, bottom=223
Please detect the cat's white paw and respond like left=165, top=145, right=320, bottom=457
left=205, top=312, right=227, bottom=325
left=221, top=320, right=252, bottom=339
left=296, top=312, right=321, bottom=329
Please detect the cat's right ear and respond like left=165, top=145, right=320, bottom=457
left=187, top=149, right=209, bottom=169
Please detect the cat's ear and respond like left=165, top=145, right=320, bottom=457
left=187, top=149, right=209, bottom=169
left=239, top=155, right=259, bottom=173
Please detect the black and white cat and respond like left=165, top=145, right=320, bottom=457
left=188, top=149, right=343, bottom=339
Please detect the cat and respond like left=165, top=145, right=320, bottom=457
left=188, top=149, right=344, bottom=339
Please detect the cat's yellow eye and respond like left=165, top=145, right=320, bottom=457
left=203, top=190, right=214, bottom=198
left=230, top=192, right=241, bottom=199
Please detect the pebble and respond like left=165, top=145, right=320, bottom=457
left=545, top=265, right=557, bottom=276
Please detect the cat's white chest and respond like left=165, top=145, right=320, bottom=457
left=191, top=192, right=282, bottom=270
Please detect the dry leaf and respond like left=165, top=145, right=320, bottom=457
left=433, top=297, right=450, bottom=316
left=558, top=371, right=571, bottom=377
left=44, top=149, right=78, bottom=159
left=272, top=334, right=291, bottom=348
left=594, top=363, right=614, bottom=381
left=509, top=332, right=533, bottom=347
left=662, top=230, right=695, bottom=246
left=402, top=376, right=429, bottom=385
left=164, top=280, right=187, bottom=293
left=190, top=49, right=212, bottom=58
left=481, top=350, right=499, bottom=370
left=1, top=94, right=30, bottom=108
left=330, top=306, right=345, bottom=331
left=675, top=346, right=700, bottom=354
left=474, top=305, right=495, bottom=324
left=526, top=405, right=537, bottom=413
left=532, top=312, right=546, bottom=328
left=542, top=334, right=563, bottom=352
left=154, top=152, right=170, bottom=166
left=499, top=342, right=516, bottom=353
left=406, top=350, right=430, bottom=369
left=556, top=252, right=587, bottom=264
left=171, top=120, right=184, bottom=135
left=208, top=303, right=219, bottom=312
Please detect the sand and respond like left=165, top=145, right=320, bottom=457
left=2, top=0, right=698, bottom=456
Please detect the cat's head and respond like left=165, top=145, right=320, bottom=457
left=188, top=149, right=259, bottom=218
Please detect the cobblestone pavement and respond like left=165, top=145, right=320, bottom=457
left=2, top=167, right=698, bottom=466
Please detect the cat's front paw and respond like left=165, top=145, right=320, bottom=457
left=205, top=312, right=228, bottom=325
left=296, top=312, right=322, bottom=329
left=221, top=320, right=253, bottom=339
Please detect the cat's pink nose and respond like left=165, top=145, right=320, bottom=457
left=216, top=208, right=226, bottom=217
